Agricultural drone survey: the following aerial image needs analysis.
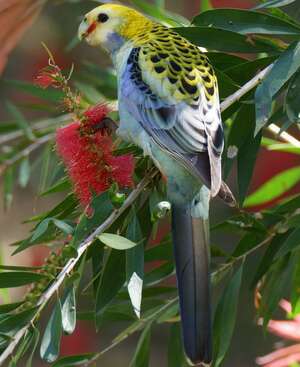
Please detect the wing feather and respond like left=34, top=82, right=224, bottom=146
left=120, top=36, right=223, bottom=195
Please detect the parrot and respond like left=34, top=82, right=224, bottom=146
left=78, top=4, right=235, bottom=366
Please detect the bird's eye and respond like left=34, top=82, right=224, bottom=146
left=98, top=13, right=109, bottom=23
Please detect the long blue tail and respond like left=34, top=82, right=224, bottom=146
left=171, top=204, right=212, bottom=365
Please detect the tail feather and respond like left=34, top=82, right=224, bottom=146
left=171, top=204, right=212, bottom=365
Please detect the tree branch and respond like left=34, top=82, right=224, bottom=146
left=0, top=133, right=55, bottom=176
left=0, top=170, right=158, bottom=366
left=0, top=114, right=70, bottom=145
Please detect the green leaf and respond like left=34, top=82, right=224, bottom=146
left=130, top=0, right=188, bottom=26
left=285, top=69, right=300, bottom=123
left=275, top=227, right=300, bottom=259
left=260, top=255, right=291, bottom=327
left=193, top=9, right=300, bottom=35
left=0, top=302, right=23, bottom=313
left=238, top=130, right=262, bottom=206
left=0, top=307, right=37, bottom=334
left=72, top=192, right=113, bottom=250
left=95, top=250, right=126, bottom=328
left=224, top=104, right=261, bottom=205
left=144, top=237, right=173, bottom=262
left=98, top=233, right=137, bottom=250
left=129, top=323, right=152, bottom=367
left=18, top=159, right=31, bottom=188
left=30, top=218, right=51, bottom=243
left=231, top=232, right=265, bottom=258
left=52, top=354, right=97, bottom=367
left=175, top=27, right=280, bottom=53
left=5, top=101, right=35, bottom=141
left=9, top=326, right=36, bottom=367
left=255, top=41, right=300, bottom=134
left=40, top=178, right=71, bottom=196
left=25, top=326, right=39, bottom=367
left=254, top=0, right=297, bottom=9
left=226, top=56, right=276, bottom=85
left=40, top=299, right=63, bottom=363
left=61, top=286, right=76, bottom=335
left=3, top=79, right=64, bottom=103
left=52, top=219, right=74, bottom=235
left=213, top=264, right=243, bottom=367
left=144, top=262, right=175, bottom=286
left=251, top=233, right=289, bottom=287
left=244, top=166, right=300, bottom=207
left=0, top=272, right=46, bottom=288
left=168, top=323, right=187, bottom=367
left=200, top=0, right=212, bottom=12
left=126, top=211, right=144, bottom=318
left=29, top=218, right=73, bottom=244
left=291, top=252, right=300, bottom=316
left=275, top=194, right=300, bottom=213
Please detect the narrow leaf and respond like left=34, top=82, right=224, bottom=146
left=275, top=227, right=300, bottom=259
left=52, top=353, right=97, bottom=367
left=129, top=323, right=152, bottom=367
left=61, top=286, right=76, bottom=335
left=6, top=102, right=35, bottom=141
left=40, top=300, right=63, bottom=363
left=168, top=323, right=187, bottom=367
left=244, top=167, right=300, bottom=207
left=285, top=69, right=300, bottom=124
left=0, top=272, right=46, bottom=288
left=255, top=41, right=300, bottom=134
left=98, top=233, right=137, bottom=250
left=95, top=250, right=126, bottom=328
left=25, top=326, right=40, bottom=367
left=193, top=8, right=300, bottom=35
left=18, top=159, right=31, bottom=188
left=213, top=264, right=243, bottom=367
left=126, top=212, right=144, bottom=318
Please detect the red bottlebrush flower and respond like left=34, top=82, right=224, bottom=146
left=84, top=104, right=109, bottom=125
left=35, top=72, right=56, bottom=89
left=56, top=105, right=134, bottom=206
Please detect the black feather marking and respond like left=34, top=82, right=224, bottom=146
left=169, top=60, right=182, bottom=72
left=182, top=78, right=197, bottom=95
left=186, top=73, right=196, bottom=81
left=168, top=76, right=177, bottom=84
left=207, top=86, right=215, bottom=96
left=155, top=66, right=165, bottom=74
left=158, top=52, right=169, bottom=59
left=203, top=75, right=211, bottom=83
left=151, top=55, right=160, bottom=63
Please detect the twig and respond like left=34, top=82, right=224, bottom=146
left=0, top=114, right=70, bottom=146
left=0, top=134, right=55, bottom=176
left=220, top=64, right=273, bottom=112
left=268, top=123, right=300, bottom=148
left=0, top=170, right=157, bottom=366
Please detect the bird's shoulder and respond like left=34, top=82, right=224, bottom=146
left=128, top=24, right=218, bottom=105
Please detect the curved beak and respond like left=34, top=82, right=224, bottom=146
left=78, top=18, right=96, bottom=41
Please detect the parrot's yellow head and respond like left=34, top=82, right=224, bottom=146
left=78, top=4, right=152, bottom=52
